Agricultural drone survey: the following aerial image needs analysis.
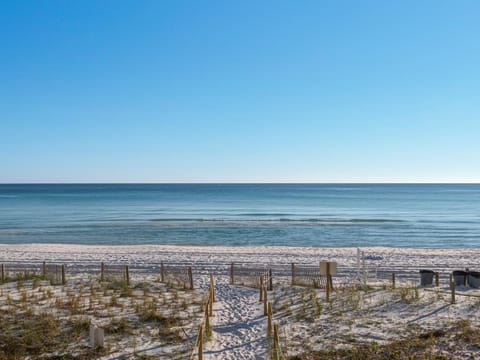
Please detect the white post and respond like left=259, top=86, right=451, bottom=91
left=89, top=324, right=96, bottom=348
left=90, top=325, right=104, bottom=348
left=95, top=328, right=104, bottom=348
left=362, top=251, right=367, bottom=285
left=357, top=248, right=361, bottom=282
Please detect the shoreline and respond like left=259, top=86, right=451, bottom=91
left=3, top=242, right=480, bottom=250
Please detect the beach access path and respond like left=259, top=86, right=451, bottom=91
left=203, top=278, right=268, bottom=359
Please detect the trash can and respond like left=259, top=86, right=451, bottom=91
left=468, top=271, right=480, bottom=288
left=452, top=270, right=467, bottom=286
left=419, top=270, right=434, bottom=286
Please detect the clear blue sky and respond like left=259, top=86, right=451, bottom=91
left=1, top=1, right=479, bottom=183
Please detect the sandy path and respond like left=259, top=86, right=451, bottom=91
left=204, top=277, right=268, bottom=359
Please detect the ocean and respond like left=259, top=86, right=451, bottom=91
left=0, top=184, right=479, bottom=248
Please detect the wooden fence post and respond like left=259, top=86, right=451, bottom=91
left=188, top=266, right=193, bottom=290
left=327, top=263, right=334, bottom=291
left=198, top=324, right=203, bottom=360
left=209, top=296, right=213, bottom=317
left=263, top=287, right=268, bottom=316
left=451, top=280, right=456, bottom=304
left=267, top=301, right=273, bottom=337
left=61, top=264, right=66, bottom=285
left=230, top=262, right=234, bottom=285
left=209, top=274, right=215, bottom=316
left=1, top=264, right=4, bottom=283
left=269, top=269, right=273, bottom=291
left=210, top=273, right=215, bottom=303
left=435, top=272, right=439, bottom=287
left=208, top=280, right=214, bottom=317
left=160, top=261, right=164, bottom=282
left=125, top=265, right=130, bottom=286
left=100, top=262, right=105, bottom=282
left=326, top=262, right=331, bottom=302
left=273, top=322, right=279, bottom=360
left=259, top=275, right=264, bottom=302
left=392, top=272, right=396, bottom=289
left=291, top=263, right=295, bottom=285
left=204, top=300, right=210, bottom=331
left=42, top=261, right=46, bottom=278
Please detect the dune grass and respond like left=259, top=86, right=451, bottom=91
left=0, top=274, right=203, bottom=360
left=289, top=319, right=480, bottom=359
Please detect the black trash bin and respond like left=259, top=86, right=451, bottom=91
left=468, top=271, right=480, bottom=288
left=452, top=270, right=467, bottom=286
left=419, top=270, right=434, bottom=286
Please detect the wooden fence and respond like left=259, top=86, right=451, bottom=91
left=160, top=262, right=194, bottom=290
left=230, top=262, right=273, bottom=291
left=44, top=263, right=66, bottom=285
left=100, top=262, right=130, bottom=285
left=367, top=267, right=446, bottom=288
left=190, top=274, right=215, bottom=359
left=264, top=296, right=287, bottom=359
left=291, top=263, right=328, bottom=289
left=0, top=261, right=65, bottom=285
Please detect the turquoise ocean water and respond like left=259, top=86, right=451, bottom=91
left=0, top=184, right=479, bottom=248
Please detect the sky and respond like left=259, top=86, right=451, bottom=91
left=1, top=0, right=479, bottom=183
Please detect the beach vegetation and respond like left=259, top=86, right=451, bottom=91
left=397, top=284, right=421, bottom=304
left=289, top=319, right=480, bottom=359
left=0, top=271, right=202, bottom=359
left=0, top=312, right=73, bottom=358
left=105, top=317, right=132, bottom=334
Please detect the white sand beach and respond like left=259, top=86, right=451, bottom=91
left=2, top=244, right=480, bottom=359
left=3, top=243, right=480, bottom=273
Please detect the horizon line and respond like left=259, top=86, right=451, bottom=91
left=1, top=181, right=479, bottom=185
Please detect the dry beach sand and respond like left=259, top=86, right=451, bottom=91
left=2, top=244, right=480, bottom=359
